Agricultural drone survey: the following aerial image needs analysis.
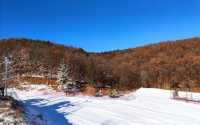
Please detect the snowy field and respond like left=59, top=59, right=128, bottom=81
left=12, top=85, right=200, bottom=125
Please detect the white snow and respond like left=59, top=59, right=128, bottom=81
left=13, top=85, right=200, bottom=125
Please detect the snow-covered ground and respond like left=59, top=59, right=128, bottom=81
left=12, top=85, right=200, bottom=125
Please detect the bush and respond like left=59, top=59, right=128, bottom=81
left=109, top=89, right=119, bottom=98
left=94, top=89, right=103, bottom=97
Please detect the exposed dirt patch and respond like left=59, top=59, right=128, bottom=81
left=0, top=96, right=27, bottom=125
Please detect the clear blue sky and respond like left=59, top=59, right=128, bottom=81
left=0, top=0, right=200, bottom=52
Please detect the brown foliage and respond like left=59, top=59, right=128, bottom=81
left=0, top=37, right=200, bottom=91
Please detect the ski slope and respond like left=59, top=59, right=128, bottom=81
left=13, top=85, right=200, bottom=125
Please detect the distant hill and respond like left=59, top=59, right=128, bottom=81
left=0, top=37, right=200, bottom=91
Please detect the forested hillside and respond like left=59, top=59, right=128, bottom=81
left=0, top=38, right=200, bottom=91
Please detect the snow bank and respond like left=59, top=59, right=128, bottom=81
left=13, top=85, right=200, bottom=125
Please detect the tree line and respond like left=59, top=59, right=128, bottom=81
left=0, top=38, right=199, bottom=91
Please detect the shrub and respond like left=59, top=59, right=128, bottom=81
left=94, top=89, right=103, bottom=97
left=109, top=89, right=119, bottom=98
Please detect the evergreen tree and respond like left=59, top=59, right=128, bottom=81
left=57, top=61, right=70, bottom=87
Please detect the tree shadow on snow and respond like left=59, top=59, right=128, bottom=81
left=23, top=99, right=74, bottom=125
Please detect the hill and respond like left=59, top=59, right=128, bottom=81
left=0, top=37, right=200, bottom=91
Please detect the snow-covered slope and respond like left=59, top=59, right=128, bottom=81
left=13, top=85, right=200, bottom=125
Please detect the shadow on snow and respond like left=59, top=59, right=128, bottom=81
left=23, top=98, right=74, bottom=125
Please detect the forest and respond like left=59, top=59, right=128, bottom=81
left=0, top=37, right=200, bottom=91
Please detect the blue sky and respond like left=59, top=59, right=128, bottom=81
left=0, top=0, right=200, bottom=52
